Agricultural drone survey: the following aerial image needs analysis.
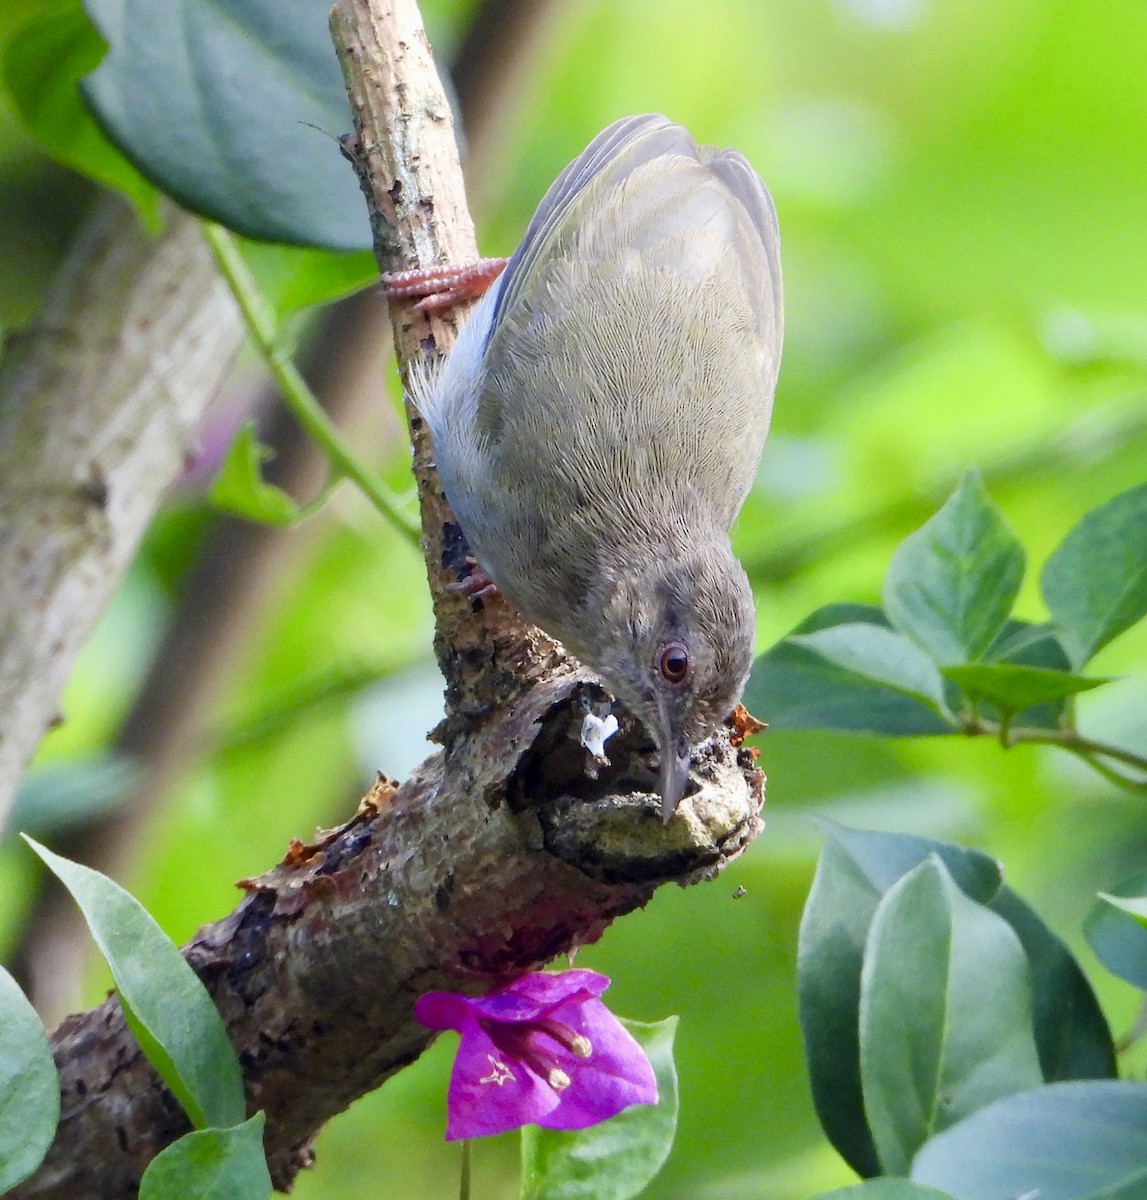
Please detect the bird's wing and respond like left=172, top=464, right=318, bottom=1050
left=701, top=145, right=783, bottom=357
left=484, top=115, right=694, bottom=338
left=484, top=114, right=781, bottom=371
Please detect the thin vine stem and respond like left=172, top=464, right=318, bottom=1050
left=984, top=720, right=1147, bottom=793
left=1073, top=752, right=1147, bottom=796
left=202, top=221, right=421, bottom=546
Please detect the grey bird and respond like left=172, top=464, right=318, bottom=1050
left=414, top=114, right=783, bottom=820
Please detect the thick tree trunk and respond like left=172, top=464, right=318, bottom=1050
left=0, top=196, right=245, bottom=828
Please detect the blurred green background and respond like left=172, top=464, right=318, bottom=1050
left=2, top=0, right=1146, bottom=1197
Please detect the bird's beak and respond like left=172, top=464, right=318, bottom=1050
left=657, top=701, right=693, bottom=822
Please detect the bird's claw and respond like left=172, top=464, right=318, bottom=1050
left=446, top=562, right=498, bottom=603
left=382, top=258, right=509, bottom=314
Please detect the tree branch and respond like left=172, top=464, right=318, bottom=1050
left=330, top=0, right=562, bottom=710
left=11, top=0, right=763, bottom=1195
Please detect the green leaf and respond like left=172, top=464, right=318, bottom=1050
left=746, top=605, right=955, bottom=737
left=79, top=0, right=371, bottom=249
left=884, top=469, right=1025, bottom=665
left=798, top=823, right=1114, bottom=1178
left=1041, top=481, right=1147, bottom=668
left=2, top=4, right=159, bottom=224
left=941, top=663, right=1110, bottom=718
left=982, top=619, right=1076, bottom=731
left=209, top=424, right=300, bottom=526
left=1084, top=873, right=1147, bottom=990
left=519, top=1018, right=678, bottom=1200
left=986, top=620, right=1064, bottom=665
left=1098, top=893, right=1147, bottom=925
left=1100, top=891, right=1147, bottom=926
left=797, top=824, right=1001, bottom=1178
left=798, top=836, right=886, bottom=1177
left=237, top=240, right=378, bottom=319
left=818, top=1183, right=957, bottom=1200
left=0, top=967, right=60, bottom=1193
left=911, top=1081, right=1147, bottom=1199
left=23, top=838, right=245, bottom=1131
left=7, top=754, right=138, bottom=842
left=988, top=888, right=1115, bottom=1083
left=139, top=1114, right=271, bottom=1200
left=790, top=624, right=952, bottom=718
left=860, top=857, right=1043, bottom=1175
left=818, top=824, right=1003, bottom=901
left=836, top=828, right=1113, bottom=1084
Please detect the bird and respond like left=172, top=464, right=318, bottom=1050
left=410, top=113, right=783, bottom=820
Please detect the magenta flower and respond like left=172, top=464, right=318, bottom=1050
left=414, top=969, right=658, bottom=1140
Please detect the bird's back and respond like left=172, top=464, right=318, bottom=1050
left=420, top=115, right=783, bottom=642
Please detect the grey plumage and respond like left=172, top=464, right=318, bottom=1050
left=416, top=114, right=783, bottom=819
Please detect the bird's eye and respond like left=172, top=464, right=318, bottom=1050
left=659, top=643, right=690, bottom=684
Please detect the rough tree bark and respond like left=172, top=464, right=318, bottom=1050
left=11, top=0, right=765, bottom=1195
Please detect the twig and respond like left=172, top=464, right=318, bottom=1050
left=970, top=718, right=1147, bottom=792
left=201, top=221, right=420, bottom=544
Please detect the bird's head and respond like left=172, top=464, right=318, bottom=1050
left=587, top=539, right=757, bottom=821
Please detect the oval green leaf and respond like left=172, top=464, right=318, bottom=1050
left=746, top=605, right=955, bottom=737
left=798, top=835, right=886, bottom=1177
left=941, top=663, right=1109, bottom=718
left=859, top=857, right=1043, bottom=1175
left=884, top=469, right=1025, bottom=666
left=80, top=0, right=371, bottom=248
left=820, top=823, right=1003, bottom=901
left=912, top=1081, right=1147, bottom=1199
left=988, top=887, right=1115, bottom=1083
left=3, top=6, right=377, bottom=311
left=1041, top=481, right=1147, bottom=669
left=23, top=837, right=245, bottom=1131
left=519, top=1017, right=678, bottom=1200
left=790, top=624, right=953, bottom=718
left=803, top=823, right=1113, bottom=1089
left=139, top=1114, right=271, bottom=1200
left=209, top=424, right=301, bottom=526
left=981, top=620, right=1078, bottom=730
left=819, top=1183, right=957, bottom=1200
left=797, top=824, right=1001, bottom=1178
left=0, top=966, right=60, bottom=1192
left=1084, top=871, right=1147, bottom=990
left=2, top=4, right=159, bottom=223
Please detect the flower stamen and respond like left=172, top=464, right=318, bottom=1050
left=480, top=1015, right=592, bottom=1089
left=534, top=1016, right=593, bottom=1059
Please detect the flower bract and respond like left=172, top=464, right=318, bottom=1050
left=415, top=969, right=658, bottom=1140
